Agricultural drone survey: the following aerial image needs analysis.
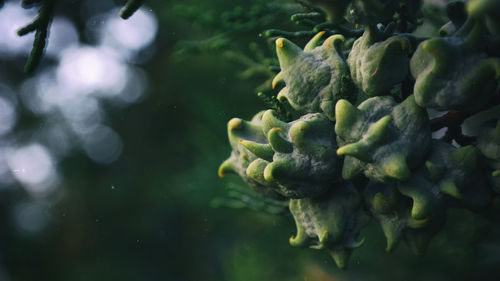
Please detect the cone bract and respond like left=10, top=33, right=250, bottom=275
left=347, top=26, right=410, bottom=97
left=335, top=95, right=431, bottom=182
left=274, top=34, right=356, bottom=120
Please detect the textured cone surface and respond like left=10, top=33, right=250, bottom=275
left=348, top=26, right=410, bottom=97
left=289, top=182, right=369, bottom=268
left=335, top=95, right=431, bottom=182
left=219, top=111, right=282, bottom=198
left=410, top=20, right=500, bottom=111
left=249, top=110, right=343, bottom=198
left=274, top=33, right=356, bottom=120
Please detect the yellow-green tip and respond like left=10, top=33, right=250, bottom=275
left=276, top=38, right=284, bottom=48
left=218, top=158, right=236, bottom=178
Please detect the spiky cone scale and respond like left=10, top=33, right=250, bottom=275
left=219, top=111, right=283, bottom=199
left=397, top=141, right=492, bottom=220
left=363, top=182, right=438, bottom=252
left=467, top=0, right=500, bottom=36
left=335, top=95, right=431, bottom=182
left=347, top=26, right=411, bottom=97
left=410, top=20, right=500, bottom=111
left=274, top=33, right=356, bottom=121
left=443, top=144, right=492, bottom=210
left=289, top=182, right=369, bottom=269
left=245, top=110, right=342, bottom=198
left=397, top=175, right=441, bottom=220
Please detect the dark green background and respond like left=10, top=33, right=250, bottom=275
left=0, top=0, right=499, bottom=280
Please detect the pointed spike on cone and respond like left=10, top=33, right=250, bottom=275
left=304, top=31, right=326, bottom=52
left=382, top=154, right=411, bottom=181
left=289, top=235, right=304, bottom=247
left=218, top=158, right=237, bottom=178
left=263, top=164, right=276, bottom=183
left=425, top=161, right=445, bottom=182
left=309, top=244, right=325, bottom=250
left=406, top=217, right=429, bottom=229
left=346, top=237, right=366, bottom=249
left=421, top=39, right=451, bottom=74
left=239, top=140, right=274, bottom=161
left=336, top=142, right=372, bottom=162
left=411, top=196, right=433, bottom=220
left=386, top=241, right=397, bottom=252
left=439, top=180, right=462, bottom=199
left=289, top=121, right=309, bottom=147
left=228, top=118, right=264, bottom=146
left=275, top=38, right=303, bottom=70
left=268, top=127, right=293, bottom=153
left=422, top=39, right=448, bottom=57
left=264, top=162, right=287, bottom=183
left=262, top=110, right=287, bottom=134
left=335, top=99, right=362, bottom=136
left=365, top=115, right=392, bottom=144
left=289, top=220, right=310, bottom=247
left=385, top=236, right=398, bottom=252
left=329, top=249, right=350, bottom=270
left=246, top=159, right=269, bottom=184
left=228, top=118, right=243, bottom=132
left=322, top=34, right=345, bottom=52
left=380, top=219, right=403, bottom=252
left=319, top=230, right=330, bottom=245
left=277, top=87, right=289, bottom=104
left=385, top=233, right=400, bottom=252
left=272, top=72, right=284, bottom=89
left=384, top=36, right=409, bottom=53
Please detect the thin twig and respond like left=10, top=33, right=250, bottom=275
left=119, top=0, right=144, bottom=19
left=18, top=0, right=54, bottom=74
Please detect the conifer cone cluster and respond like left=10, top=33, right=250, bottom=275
left=220, top=0, right=500, bottom=269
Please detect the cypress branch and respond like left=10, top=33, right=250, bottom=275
left=119, top=0, right=144, bottom=19
left=17, top=0, right=54, bottom=74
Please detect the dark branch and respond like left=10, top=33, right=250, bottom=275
left=430, top=111, right=472, bottom=132
left=119, top=0, right=144, bottom=19
left=18, top=0, right=54, bottom=74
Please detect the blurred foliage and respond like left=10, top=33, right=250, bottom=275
left=15, top=0, right=144, bottom=73
left=0, top=0, right=499, bottom=281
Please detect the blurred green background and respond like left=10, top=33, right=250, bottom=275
left=0, top=0, right=499, bottom=280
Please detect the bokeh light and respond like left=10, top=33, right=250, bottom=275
left=0, top=3, right=157, bottom=197
left=7, top=143, right=58, bottom=196
left=0, top=96, right=16, bottom=136
left=100, top=8, right=158, bottom=55
left=14, top=201, right=52, bottom=234
left=82, top=125, right=123, bottom=164
left=0, top=2, right=35, bottom=56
